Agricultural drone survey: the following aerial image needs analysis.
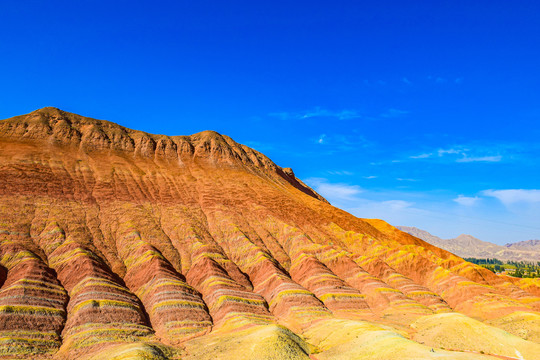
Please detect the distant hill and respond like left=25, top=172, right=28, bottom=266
left=397, top=226, right=540, bottom=263
left=506, top=239, right=540, bottom=252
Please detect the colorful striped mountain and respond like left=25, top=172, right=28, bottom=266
left=0, top=108, right=539, bottom=359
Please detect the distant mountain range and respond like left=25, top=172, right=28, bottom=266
left=506, top=239, right=540, bottom=252
left=397, top=226, right=540, bottom=263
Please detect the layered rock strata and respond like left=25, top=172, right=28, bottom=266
left=0, top=108, right=539, bottom=359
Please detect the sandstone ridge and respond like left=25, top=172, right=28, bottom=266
left=0, top=107, right=327, bottom=203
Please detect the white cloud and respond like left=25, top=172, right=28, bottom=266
left=407, top=146, right=504, bottom=163
left=427, top=76, right=464, bottom=85
left=456, top=155, right=502, bottom=163
left=304, top=177, right=540, bottom=243
left=454, top=195, right=480, bottom=206
left=402, top=77, right=412, bottom=85
left=438, top=148, right=462, bottom=156
left=410, top=153, right=432, bottom=159
left=305, top=178, right=414, bottom=216
left=363, top=175, right=377, bottom=179
left=313, top=133, right=370, bottom=152
left=306, top=178, right=363, bottom=201
left=381, top=200, right=413, bottom=211
left=269, top=107, right=362, bottom=120
left=396, top=178, right=417, bottom=182
left=327, top=170, right=354, bottom=176
left=482, top=189, right=540, bottom=205
left=303, top=108, right=361, bottom=120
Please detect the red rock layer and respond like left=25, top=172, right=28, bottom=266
left=118, top=231, right=212, bottom=343
left=202, top=217, right=334, bottom=331
left=184, top=238, right=274, bottom=330
left=0, top=242, right=68, bottom=357
left=47, top=238, right=153, bottom=354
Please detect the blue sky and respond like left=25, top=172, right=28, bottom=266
left=1, top=1, right=540, bottom=244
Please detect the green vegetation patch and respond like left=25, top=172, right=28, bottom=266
left=465, top=258, right=540, bottom=278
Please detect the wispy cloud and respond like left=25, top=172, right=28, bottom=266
left=402, top=77, right=412, bottom=85
left=327, top=170, right=354, bottom=176
left=314, top=133, right=370, bottom=152
left=363, top=175, right=377, bottom=179
left=438, top=148, right=462, bottom=156
left=482, top=189, right=540, bottom=205
left=454, top=195, right=480, bottom=206
left=381, top=200, right=413, bottom=211
left=409, top=145, right=503, bottom=163
left=380, top=108, right=409, bottom=118
left=427, top=75, right=463, bottom=84
left=437, top=149, right=458, bottom=156
left=306, top=178, right=363, bottom=201
left=304, top=179, right=540, bottom=242
left=396, top=178, right=417, bottom=182
left=456, top=155, right=502, bottom=163
left=269, top=107, right=362, bottom=121
left=305, top=178, right=415, bottom=215
left=410, top=153, right=433, bottom=159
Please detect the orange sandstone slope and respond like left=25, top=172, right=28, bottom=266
left=0, top=107, right=539, bottom=360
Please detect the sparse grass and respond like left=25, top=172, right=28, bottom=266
left=318, top=292, right=366, bottom=302
left=0, top=304, right=65, bottom=316
left=268, top=289, right=314, bottom=308
left=150, top=299, right=206, bottom=315
left=70, top=299, right=140, bottom=314
left=210, top=294, right=266, bottom=310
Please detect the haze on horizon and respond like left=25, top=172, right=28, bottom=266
left=1, top=1, right=539, bottom=244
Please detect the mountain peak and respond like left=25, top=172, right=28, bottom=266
left=0, top=108, right=328, bottom=203
left=30, top=106, right=64, bottom=114
left=454, top=234, right=479, bottom=241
